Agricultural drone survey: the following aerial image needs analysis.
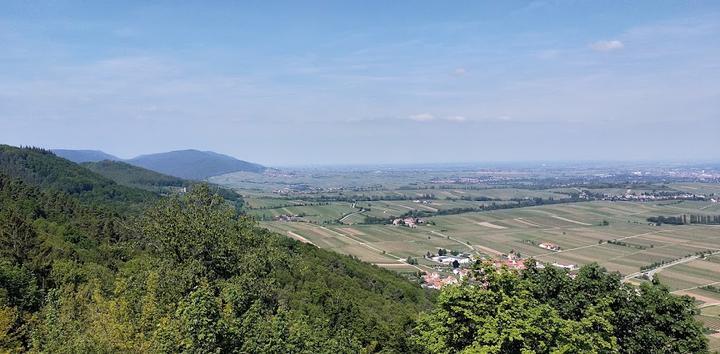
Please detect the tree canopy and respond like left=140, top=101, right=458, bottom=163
left=412, top=260, right=707, bottom=353
left=0, top=165, right=432, bottom=352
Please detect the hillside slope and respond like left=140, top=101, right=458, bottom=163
left=127, top=149, right=265, bottom=179
left=52, top=149, right=120, bottom=163
left=0, top=146, right=434, bottom=352
left=82, top=160, right=186, bottom=189
left=83, top=159, right=246, bottom=209
left=0, top=145, right=156, bottom=211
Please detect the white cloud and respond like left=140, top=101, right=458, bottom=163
left=408, top=113, right=435, bottom=121
left=406, top=114, right=468, bottom=123
left=453, top=68, right=467, bottom=76
left=444, top=115, right=467, bottom=122
left=590, top=40, right=624, bottom=52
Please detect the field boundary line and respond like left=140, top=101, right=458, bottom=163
left=430, top=230, right=483, bottom=255
left=535, top=230, right=670, bottom=257
left=286, top=231, right=315, bottom=245
left=318, top=226, right=433, bottom=272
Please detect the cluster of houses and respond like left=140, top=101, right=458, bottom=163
left=421, top=250, right=580, bottom=289
left=163, top=186, right=188, bottom=196
left=422, top=268, right=472, bottom=289
left=412, top=199, right=433, bottom=205
left=430, top=255, right=472, bottom=266
left=275, top=214, right=302, bottom=222
left=602, top=192, right=708, bottom=202
left=392, top=217, right=426, bottom=228
left=493, top=252, right=527, bottom=270
left=272, top=184, right=323, bottom=195
left=422, top=272, right=459, bottom=289
left=538, top=242, right=561, bottom=251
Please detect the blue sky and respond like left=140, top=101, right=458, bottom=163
left=1, top=1, right=719, bottom=166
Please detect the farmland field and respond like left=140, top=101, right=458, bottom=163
left=215, top=167, right=720, bottom=296
left=213, top=165, right=720, bottom=345
left=255, top=199, right=720, bottom=282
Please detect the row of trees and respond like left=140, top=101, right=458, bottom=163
left=648, top=214, right=720, bottom=225
left=395, top=197, right=582, bottom=220
left=271, top=193, right=437, bottom=203
left=606, top=239, right=648, bottom=250
left=640, top=250, right=716, bottom=271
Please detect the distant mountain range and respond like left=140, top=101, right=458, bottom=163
left=127, top=150, right=265, bottom=179
left=53, top=149, right=265, bottom=180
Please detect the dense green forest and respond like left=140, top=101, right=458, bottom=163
left=81, top=158, right=245, bottom=211
left=0, top=147, right=433, bottom=352
left=82, top=160, right=186, bottom=190
left=412, top=261, right=707, bottom=353
left=0, top=146, right=709, bottom=352
left=0, top=145, right=157, bottom=213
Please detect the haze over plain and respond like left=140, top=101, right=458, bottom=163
left=1, top=1, right=718, bottom=165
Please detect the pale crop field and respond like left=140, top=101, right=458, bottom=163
left=257, top=196, right=720, bottom=305
left=247, top=201, right=357, bottom=222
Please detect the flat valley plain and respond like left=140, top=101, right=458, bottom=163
left=210, top=166, right=720, bottom=348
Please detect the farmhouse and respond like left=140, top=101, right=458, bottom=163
left=404, top=217, right=417, bottom=228
left=276, top=214, right=302, bottom=222
left=551, top=262, right=578, bottom=271
left=538, top=242, right=561, bottom=251
left=392, top=217, right=426, bottom=228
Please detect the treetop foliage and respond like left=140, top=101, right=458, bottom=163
left=412, top=260, right=707, bottom=353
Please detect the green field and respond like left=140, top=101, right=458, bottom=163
left=223, top=173, right=720, bottom=307
left=259, top=200, right=720, bottom=281
left=217, top=171, right=720, bottom=346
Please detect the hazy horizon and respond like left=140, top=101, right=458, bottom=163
left=44, top=146, right=720, bottom=169
left=2, top=1, right=719, bottom=165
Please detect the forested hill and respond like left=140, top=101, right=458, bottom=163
left=127, top=149, right=265, bottom=179
left=81, top=159, right=246, bottom=210
left=0, top=145, right=435, bottom=352
left=51, top=149, right=120, bottom=163
left=82, top=160, right=186, bottom=189
left=0, top=145, right=156, bottom=212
